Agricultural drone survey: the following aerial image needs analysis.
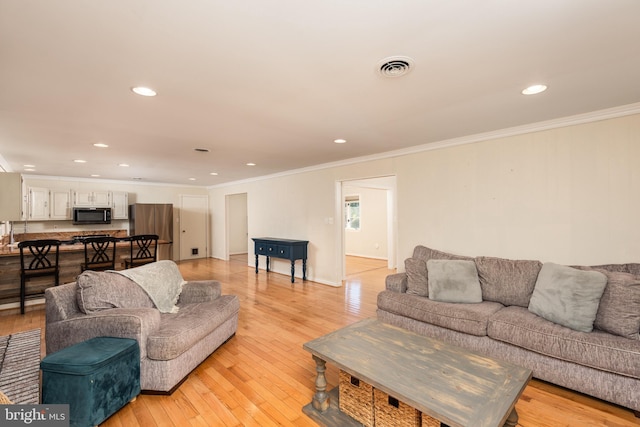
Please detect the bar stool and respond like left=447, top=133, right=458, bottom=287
left=18, top=239, right=61, bottom=314
left=81, top=236, right=117, bottom=272
left=125, top=234, right=159, bottom=269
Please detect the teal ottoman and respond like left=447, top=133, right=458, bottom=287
left=41, top=337, right=140, bottom=427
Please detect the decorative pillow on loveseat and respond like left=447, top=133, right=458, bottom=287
left=77, top=270, right=155, bottom=314
left=528, top=263, right=607, bottom=333
left=427, top=259, right=482, bottom=303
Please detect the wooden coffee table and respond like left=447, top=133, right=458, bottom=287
left=302, top=318, right=531, bottom=427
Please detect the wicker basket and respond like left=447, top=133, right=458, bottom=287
left=339, top=370, right=374, bottom=427
left=421, top=412, right=443, bottom=427
left=0, top=390, right=12, bottom=404
left=373, top=388, right=421, bottom=427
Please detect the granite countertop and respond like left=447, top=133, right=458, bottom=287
left=0, top=230, right=129, bottom=257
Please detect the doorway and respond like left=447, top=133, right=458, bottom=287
left=179, top=195, right=209, bottom=260
left=338, top=176, right=397, bottom=280
left=225, top=193, right=248, bottom=262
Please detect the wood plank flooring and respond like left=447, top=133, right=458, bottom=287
left=0, top=255, right=638, bottom=426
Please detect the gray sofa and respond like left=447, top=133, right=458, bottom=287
left=45, top=261, right=240, bottom=393
left=377, top=245, right=640, bottom=414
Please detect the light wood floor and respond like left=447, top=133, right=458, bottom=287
left=1, top=255, right=638, bottom=426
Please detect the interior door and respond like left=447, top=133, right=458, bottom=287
left=179, top=195, right=208, bottom=260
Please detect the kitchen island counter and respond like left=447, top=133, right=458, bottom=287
left=0, top=231, right=169, bottom=310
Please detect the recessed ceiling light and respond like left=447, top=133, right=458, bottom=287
left=246, top=162, right=256, bottom=166
left=522, top=84, right=547, bottom=95
left=334, top=139, right=347, bottom=144
left=74, top=159, right=86, bottom=163
left=131, top=86, right=157, bottom=97
left=118, top=163, right=129, bottom=167
left=91, top=174, right=100, bottom=177
left=93, top=143, right=109, bottom=148
left=23, top=164, right=35, bottom=168
left=24, top=168, right=35, bottom=172
left=188, top=178, right=196, bottom=181
left=210, top=172, right=218, bottom=176
left=132, top=177, right=143, bottom=180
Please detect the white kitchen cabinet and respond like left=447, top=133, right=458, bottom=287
left=50, top=189, right=72, bottom=220
left=0, top=172, right=23, bottom=221
left=112, top=191, right=128, bottom=219
left=73, top=190, right=112, bottom=207
left=28, top=187, right=49, bottom=220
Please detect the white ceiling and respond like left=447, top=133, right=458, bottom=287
left=1, top=1, right=639, bottom=186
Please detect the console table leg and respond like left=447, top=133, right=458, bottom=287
left=311, top=355, right=330, bottom=412
left=302, top=258, right=307, bottom=280
left=291, top=260, right=295, bottom=283
left=503, top=408, right=518, bottom=427
left=266, top=256, right=270, bottom=272
left=255, top=254, right=259, bottom=274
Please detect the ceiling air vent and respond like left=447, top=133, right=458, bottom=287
left=377, top=56, right=414, bottom=78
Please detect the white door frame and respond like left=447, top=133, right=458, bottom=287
left=336, top=176, right=397, bottom=281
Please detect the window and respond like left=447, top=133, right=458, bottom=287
left=345, top=196, right=360, bottom=231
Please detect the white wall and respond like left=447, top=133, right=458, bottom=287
left=210, top=113, right=640, bottom=285
left=396, top=114, right=640, bottom=265
left=343, top=185, right=388, bottom=259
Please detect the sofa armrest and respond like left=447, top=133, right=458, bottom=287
left=45, top=307, right=161, bottom=359
left=178, top=280, right=222, bottom=304
left=385, top=272, right=408, bottom=293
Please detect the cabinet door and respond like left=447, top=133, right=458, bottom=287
left=28, top=187, right=49, bottom=220
left=50, top=190, right=72, bottom=220
left=0, top=172, right=22, bottom=221
left=73, top=190, right=112, bottom=206
left=73, top=190, right=93, bottom=206
left=112, top=191, right=128, bottom=219
left=93, top=190, right=112, bottom=207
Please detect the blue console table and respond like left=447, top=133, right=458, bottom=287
left=252, top=237, right=308, bottom=283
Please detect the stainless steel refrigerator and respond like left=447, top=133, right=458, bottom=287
left=129, top=203, right=174, bottom=260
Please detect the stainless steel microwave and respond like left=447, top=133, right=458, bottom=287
left=72, top=207, right=112, bottom=224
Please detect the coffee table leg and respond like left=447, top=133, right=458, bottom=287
left=311, top=355, right=330, bottom=412
left=503, top=408, right=518, bottom=427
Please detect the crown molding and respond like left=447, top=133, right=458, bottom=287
left=209, top=102, right=640, bottom=189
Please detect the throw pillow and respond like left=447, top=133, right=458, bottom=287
left=405, top=258, right=429, bottom=296
left=528, top=263, right=607, bottom=332
left=77, top=270, right=155, bottom=314
left=427, top=259, right=483, bottom=303
left=475, top=257, right=542, bottom=307
left=593, top=270, right=640, bottom=340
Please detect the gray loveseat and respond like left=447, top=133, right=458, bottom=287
left=45, top=261, right=240, bottom=393
left=377, top=245, right=640, bottom=414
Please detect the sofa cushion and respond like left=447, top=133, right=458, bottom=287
left=412, top=245, right=473, bottom=263
left=475, top=257, right=542, bottom=307
left=405, top=258, right=428, bottom=296
left=593, top=270, right=640, bottom=340
left=488, top=306, right=640, bottom=380
left=377, top=290, right=503, bottom=336
left=427, top=259, right=482, bottom=303
left=146, top=295, right=240, bottom=361
left=528, top=263, right=607, bottom=332
left=76, top=271, right=155, bottom=314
